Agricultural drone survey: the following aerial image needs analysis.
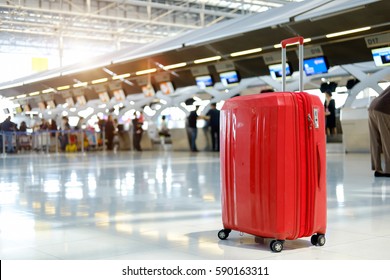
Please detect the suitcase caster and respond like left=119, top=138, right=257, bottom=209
left=311, top=234, right=326, bottom=246
left=270, top=240, right=284, bottom=253
left=218, top=229, right=231, bottom=240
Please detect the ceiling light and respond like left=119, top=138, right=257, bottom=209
left=163, top=62, right=187, bottom=70
left=274, top=38, right=312, bottom=48
left=7, top=96, right=15, bottom=100
left=92, top=78, right=108, bottom=84
left=113, top=73, right=130, bottom=80
left=73, top=82, right=88, bottom=88
left=230, top=48, right=263, bottom=57
left=42, top=88, right=55, bottom=94
left=16, top=94, right=27, bottom=99
left=326, top=27, right=371, bottom=38
left=194, top=56, right=221, bottom=64
left=57, top=85, right=70, bottom=91
left=29, top=91, right=40, bottom=96
left=136, top=68, right=157, bottom=75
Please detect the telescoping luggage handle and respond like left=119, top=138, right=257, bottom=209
left=281, top=36, right=304, bottom=92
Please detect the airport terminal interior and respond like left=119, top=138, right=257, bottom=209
left=0, top=0, right=390, bottom=260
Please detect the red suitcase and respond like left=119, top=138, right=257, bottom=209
left=218, top=37, right=327, bottom=252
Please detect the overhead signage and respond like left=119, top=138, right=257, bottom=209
left=263, top=51, right=282, bottom=65
left=215, top=61, right=235, bottom=73
left=108, top=81, right=122, bottom=91
left=61, top=90, right=72, bottom=99
left=136, top=76, right=149, bottom=86
left=93, top=84, right=107, bottom=93
left=190, top=65, right=209, bottom=76
left=72, top=88, right=84, bottom=97
left=299, top=45, right=324, bottom=58
left=154, top=72, right=170, bottom=83
left=365, top=33, right=390, bottom=48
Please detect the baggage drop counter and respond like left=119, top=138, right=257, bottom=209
left=340, top=107, right=370, bottom=153
left=170, top=127, right=212, bottom=151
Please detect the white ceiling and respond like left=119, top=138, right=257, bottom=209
left=0, top=0, right=304, bottom=57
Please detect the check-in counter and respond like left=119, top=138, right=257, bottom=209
left=139, top=130, right=153, bottom=150
left=170, top=127, right=212, bottom=151
left=125, top=130, right=153, bottom=151
left=340, top=107, right=370, bottom=153
left=118, top=131, right=131, bottom=150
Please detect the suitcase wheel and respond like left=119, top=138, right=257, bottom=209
left=311, top=234, right=326, bottom=246
left=270, top=240, right=284, bottom=253
left=217, top=229, right=231, bottom=240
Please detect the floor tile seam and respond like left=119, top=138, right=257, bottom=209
left=33, top=247, right=63, bottom=260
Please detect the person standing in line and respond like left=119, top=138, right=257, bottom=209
left=324, top=90, right=337, bottom=136
left=204, top=102, right=220, bottom=152
left=368, top=85, right=390, bottom=177
left=132, top=112, right=143, bottom=151
left=59, top=116, right=70, bottom=151
left=19, top=121, right=28, bottom=133
left=49, top=119, right=57, bottom=137
left=159, top=116, right=169, bottom=136
left=187, top=106, right=199, bottom=152
left=1, top=116, right=17, bottom=153
left=105, top=115, right=116, bottom=151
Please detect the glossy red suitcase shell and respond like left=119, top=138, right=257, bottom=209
left=219, top=91, right=326, bottom=246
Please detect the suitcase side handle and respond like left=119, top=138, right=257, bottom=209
left=316, top=143, right=322, bottom=189
left=281, top=36, right=304, bottom=92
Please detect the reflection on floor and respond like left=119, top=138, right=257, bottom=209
left=0, top=145, right=389, bottom=260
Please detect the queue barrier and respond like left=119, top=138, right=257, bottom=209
left=0, top=129, right=104, bottom=154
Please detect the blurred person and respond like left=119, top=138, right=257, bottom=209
left=59, top=116, right=70, bottom=151
left=132, top=112, right=143, bottom=151
left=17, top=121, right=31, bottom=151
left=19, top=121, right=28, bottom=133
left=324, top=90, right=337, bottom=135
left=75, top=117, right=84, bottom=130
left=97, top=116, right=106, bottom=147
left=1, top=116, right=17, bottom=153
left=158, top=115, right=170, bottom=137
left=40, top=119, right=50, bottom=130
left=187, top=106, right=199, bottom=152
left=368, top=85, right=390, bottom=177
left=105, top=115, right=116, bottom=151
left=49, top=119, right=58, bottom=137
left=204, top=103, right=220, bottom=151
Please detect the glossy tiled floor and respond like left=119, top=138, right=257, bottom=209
left=0, top=145, right=389, bottom=260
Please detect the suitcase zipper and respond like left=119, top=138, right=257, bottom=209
left=303, top=93, right=315, bottom=237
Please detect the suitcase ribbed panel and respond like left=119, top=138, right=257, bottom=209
left=221, top=93, right=306, bottom=240
left=221, top=92, right=327, bottom=241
